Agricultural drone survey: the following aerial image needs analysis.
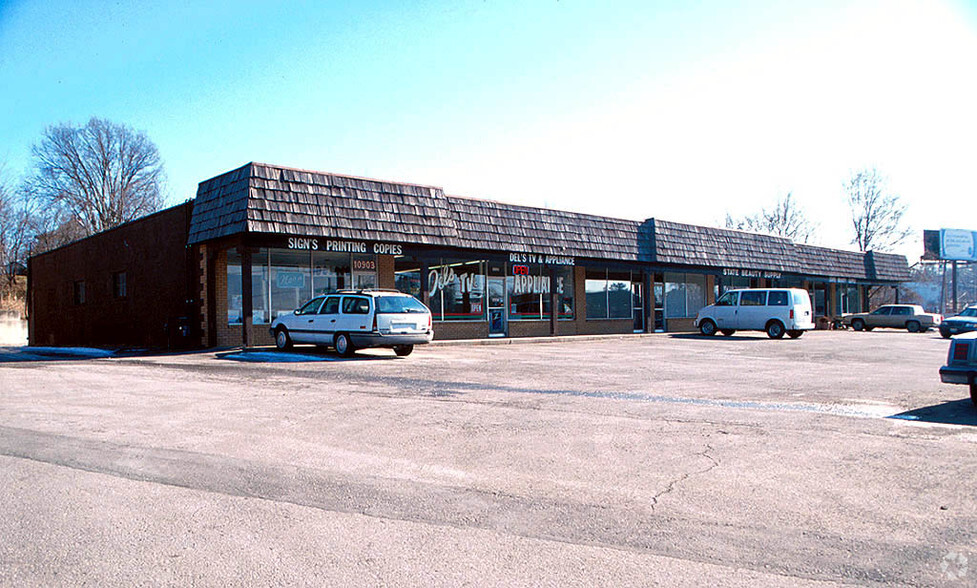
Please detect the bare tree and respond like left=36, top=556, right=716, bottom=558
left=724, top=192, right=816, bottom=243
left=845, top=167, right=911, bottom=252
left=26, top=117, right=166, bottom=239
left=0, top=164, right=29, bottom=286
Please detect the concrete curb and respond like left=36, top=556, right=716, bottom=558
left=429, top=332, right=665, bottom=347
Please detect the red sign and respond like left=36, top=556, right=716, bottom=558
left=512, top=265, right=530, bottom=275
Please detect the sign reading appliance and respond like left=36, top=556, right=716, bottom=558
left=509, top=252, right=574, bottom=266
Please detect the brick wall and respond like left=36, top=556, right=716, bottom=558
left=29, top=203, right=195, bottom=348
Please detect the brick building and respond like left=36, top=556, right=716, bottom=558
left=29, top=162, right=911, bottom=349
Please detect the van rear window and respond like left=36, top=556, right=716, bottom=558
left=768, top=291, right=789, bottom=306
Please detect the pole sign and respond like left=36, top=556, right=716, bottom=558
left=939, top=229, right=977, bottom=262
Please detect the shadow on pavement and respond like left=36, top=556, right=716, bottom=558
left=216, top=348, right=397, bottom=363
left=668, top=333, right=779, bottom=341
left=889, top=399, right=977, bottom=427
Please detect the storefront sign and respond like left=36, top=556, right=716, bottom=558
left=286, top=237, right=403, bottom=256
left=509, top=252, right=574, bottom=266
left=277, top=271, right=306, bottom=289
left=428, top=265, right=479, bottom=296
left=723, top=268, right=782, bottom=280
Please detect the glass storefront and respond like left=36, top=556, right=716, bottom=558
left=664, top=272, right=707, bottom=319
left=227, top=247, right=377, bottom=325
left=585, top=269, right=639, bottom=320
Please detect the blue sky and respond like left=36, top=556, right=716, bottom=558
left=2, top=0, right=975, bottom=259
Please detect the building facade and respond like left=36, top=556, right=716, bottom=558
left=29, top=163, right=911, bottom=349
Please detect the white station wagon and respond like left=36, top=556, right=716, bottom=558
left=694, top=288, right=815, bottom=339
left=270, top=290, right=433, bottom=357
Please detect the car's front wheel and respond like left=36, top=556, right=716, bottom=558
left=275, top=327, right=292, bottom=350
left=766, top=321, right=786, bottom=339
left=699, top=320, right=717, bottom=336
left=851, top=319, right=865, bottom=331
left=906, top=320, right=921, bottom=333
left=393, top=344, right=414, bottom=357
left=941, top=328, right=952, bottom=339
left=334, top=333, right=356, bottom=357
left=971, top=381, right=977, bottom=408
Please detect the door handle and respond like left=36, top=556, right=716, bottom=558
left=308, top=319, right=313, bottom=323
left=331, top=319, right=337, bottom=323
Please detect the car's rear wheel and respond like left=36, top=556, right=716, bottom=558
left=766, top=321, right=785, bottom=339
left=334, top=333, right=355, bottom=357
left=699, top=320, right=717, bottom=336
left=393, top=344, right=414, bottom=357
left=275, top=327, right=292, bottom=350
left=787, top=330, right=803, bottom=339
left=906, top=320, right=921, bottom=333
left=721, top=329, right=735, bottom=336
left=851, top=319, right=865, bottom=331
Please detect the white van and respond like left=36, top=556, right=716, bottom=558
left=694, top=288, right=814, bottom=339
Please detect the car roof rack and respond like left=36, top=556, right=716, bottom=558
left=334, top=288, right=404, bottom=295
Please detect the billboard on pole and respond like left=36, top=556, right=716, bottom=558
left=940, top=229, right=977, bottom=262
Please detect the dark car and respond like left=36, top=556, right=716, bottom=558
left=940, top=305, right=977, bottom=339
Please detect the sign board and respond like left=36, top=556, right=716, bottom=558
left=940, top=229, right=977, bottom=262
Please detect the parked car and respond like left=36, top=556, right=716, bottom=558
left=270, top=289, right=433, bottom=357
left=940, top=305, right=977, bottom=339
left=694, top=288, right=814, bottom=339
left=842, top=304, right=942, bottom=333
left=940, top=331, right=977, bottom=406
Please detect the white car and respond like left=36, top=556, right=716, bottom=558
left=940, top=331, right=977, bottom=406
left=694, top=288, right=815, bottom=339
left=270, top=290, right=433, bottom=357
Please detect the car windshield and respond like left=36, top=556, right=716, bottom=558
left=959, top=308, right=977, bottom=318
left=376, top=295, right=428, bottom=314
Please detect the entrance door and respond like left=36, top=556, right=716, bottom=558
left=632, top=280, right=645, bottom=333
left=487, top=276, right=507, bottom=337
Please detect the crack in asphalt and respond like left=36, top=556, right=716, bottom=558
left=649, top=444, right=720, bottom=511
left=0, top=425, right=938, bottom=586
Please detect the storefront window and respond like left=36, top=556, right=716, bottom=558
left=227, top=249, right=270, bottom=325
left=607, top=271, right=631, bottom=319
left=553, top=266, right=574, bottom=320
left=312, top=251, right=350, bottom=295
left=587, top=269, right=639, bottom=320
left=428, top=259, right=485, bottom=321
left=270, top=249, right=310, bottom=321
left=665, top=272, right=708, bottom=319
left=228, top=247, right=376, bottom=326
left=509, top=264, right=547, bottom=320
left=585, top=270, right=608, bottom=319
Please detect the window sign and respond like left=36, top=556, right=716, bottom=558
left=276, top=271, right=306, bottom=289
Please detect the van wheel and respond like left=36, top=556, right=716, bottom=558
left=721, top=329, right=735, bottom=336
left=851, top=319, right=864, bottom=331
left=766, top=321, right=785, bottom=339
left=334, top=333, right=355, bottom=357
left=699, top=320, right=717, bottom=336
left=275, top=327, right=292, bottom=350
left=906, top=321, right=921, bottom=333
left=787, top=330, right=803, bottom=339
left=393, top=344, right=414, bottom=357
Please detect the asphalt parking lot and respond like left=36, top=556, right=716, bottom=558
left=1, top=330, right=975, bottom=586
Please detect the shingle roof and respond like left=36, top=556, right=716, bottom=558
left=651, top=219, right=796, bottom=271
left=447, top=196, right=642, bottom=261
left=187, top=162, right=910, bottom=282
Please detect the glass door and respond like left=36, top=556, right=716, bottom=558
left=653, top=273, right=665, bottom=332
left=487, top=276, right=507, bottom=337
left=632, top=280, right=645, bottom=333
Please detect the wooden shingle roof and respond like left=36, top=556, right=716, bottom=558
left=187, top=163, right=910, bottom=282
left=651, top=219, right=797, bottom=272
left=446, top=196, right=642, bottom=261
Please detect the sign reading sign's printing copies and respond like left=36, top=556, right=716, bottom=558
left=940, top=229, right=977, bottom=261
